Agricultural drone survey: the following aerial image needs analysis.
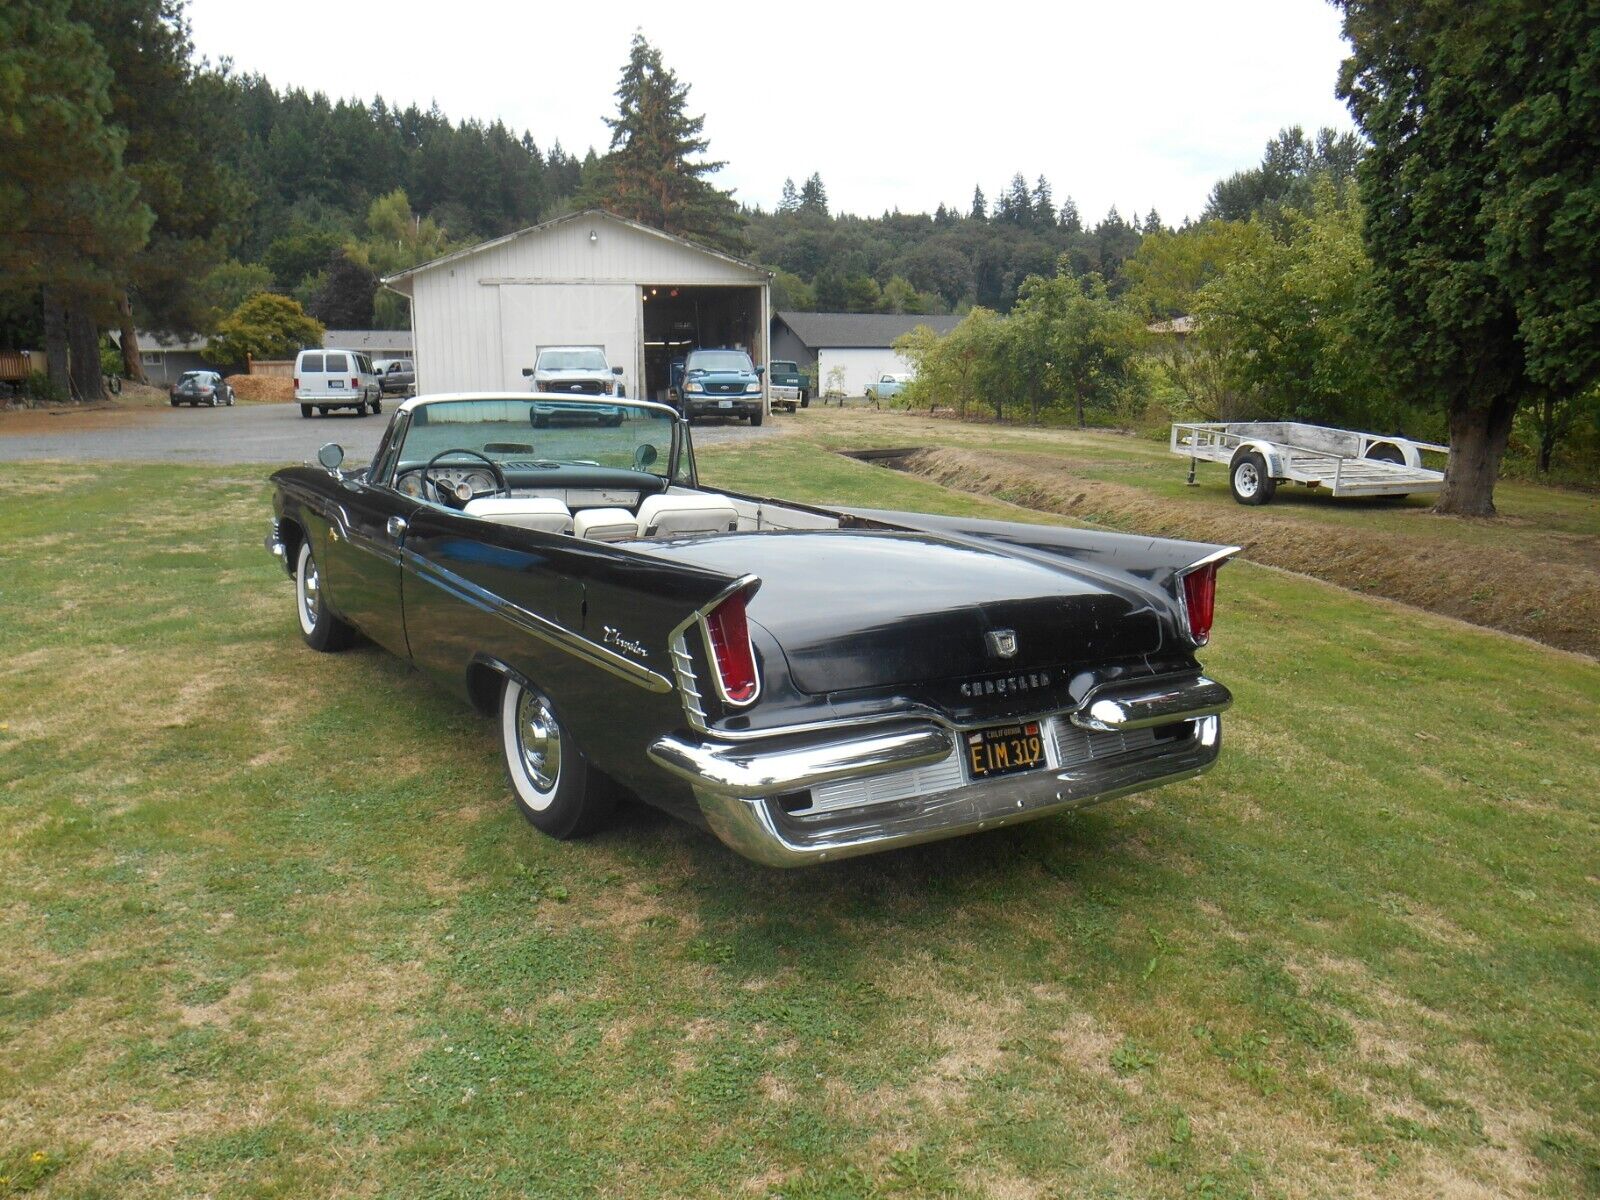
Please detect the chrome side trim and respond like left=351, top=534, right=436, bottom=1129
left=648, top=725, right=953, bottom=797
left=402, top=548, right=673, bottom=693
left=669, top=632, right=709, bottom=727
left=1069, top=676, right=1232, bottom=733
left=679, top=717, right=1221, bottom=867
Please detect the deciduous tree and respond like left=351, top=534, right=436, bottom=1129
left=1336, top=0, right=1600, bottom=514
left=206, top=292, right=323, bottom=367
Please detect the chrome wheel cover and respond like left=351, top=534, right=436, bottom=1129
left=298, top=549, right=320, bottom=631
left=515, top=689, right=562, bottom=795
left=1234, top=461, right=1260, bottom=497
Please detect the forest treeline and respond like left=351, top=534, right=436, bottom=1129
left=2, top=2, right=1595, bottom=511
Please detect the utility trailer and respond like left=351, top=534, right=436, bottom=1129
left=1171, top=421, right=1449, bottom=505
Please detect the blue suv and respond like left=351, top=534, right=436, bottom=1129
left=675, top=348, right=766, bottom=425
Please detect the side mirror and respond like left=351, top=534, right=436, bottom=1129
left=520, top=367, right=534, bottom=377
left=755, top=365, right=766, bottom=378
left=633, top=444, right=658, bottom=470
left=611, top=365, right=624, bottom=375
left=317, top=443, right=345, bottom=470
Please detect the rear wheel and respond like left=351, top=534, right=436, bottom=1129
left=371, top=397, right=382, bottom=414
left=319, top=406, right=329, bottom=416
left=1364, top=442, right=1409, bottom=499
left=295, top=540, right=354, bottom=652
left=800, top=391, right=810, bottom=408
left=499, top=677, right=614, bottom=839
left=170, top=398, right=178, bottom=407
left=1229, top=448, right=1276, bottom=505
left=300, top=404, right=312, bottom=418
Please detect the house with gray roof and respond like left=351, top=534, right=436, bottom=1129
left=770, top=311, right=962, bottom=397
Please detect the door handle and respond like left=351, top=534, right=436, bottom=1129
left=386, top=516, right=408, bottom=539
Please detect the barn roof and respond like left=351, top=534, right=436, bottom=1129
left=382, top=209, right=768, bottom=293
left=774, top=311, right=963, bottom=349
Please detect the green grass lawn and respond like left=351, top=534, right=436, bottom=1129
left=1, top=444, right=1597, bottom=1198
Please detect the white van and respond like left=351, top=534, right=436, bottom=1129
left=295, top=348, right=382, bottom=418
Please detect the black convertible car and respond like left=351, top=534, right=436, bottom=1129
left=266, top=393, right=1237, bottom=866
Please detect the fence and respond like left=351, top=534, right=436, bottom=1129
left=247, top=356, right=295, bottom=378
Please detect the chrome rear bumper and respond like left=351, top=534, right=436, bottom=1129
left=647, top=675, right=1230, bottom=867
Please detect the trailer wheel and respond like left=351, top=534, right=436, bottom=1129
left=1229, top=448, right=1275, bottom=505
left=1364, top=442, right=1406, bottom=465
left=1363, top=442, right=1410, bottom=498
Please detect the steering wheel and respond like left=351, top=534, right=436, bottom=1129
left=422, top=448, right=510, bottom=508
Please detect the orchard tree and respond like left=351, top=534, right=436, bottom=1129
left=587, top=32, right=746, bottom=254
left=1336, top=0, right=1600, bottom=515
left=1007, top=267, right=1143, bottom=426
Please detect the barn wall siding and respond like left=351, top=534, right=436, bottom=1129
left=402, top=213, right=767, bottom=394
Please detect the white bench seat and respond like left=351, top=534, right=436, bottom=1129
left=636, top=493, right=739, bottom=537
left=463, top=496, right=573, bottom=534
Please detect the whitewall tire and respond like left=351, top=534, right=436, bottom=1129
left=499, top=677, right=615, bottom=839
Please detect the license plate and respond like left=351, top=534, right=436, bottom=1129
left=964, top=721, right=1046, bottom=781
left=719, top=399, right=733, bottom=409
left=328, top=379, right=344, bottom=388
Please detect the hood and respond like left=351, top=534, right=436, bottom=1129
left=641, top=530, right=1165, bottom=695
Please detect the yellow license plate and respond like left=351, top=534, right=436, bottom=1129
left=964, top=721, right=1046, bottom=781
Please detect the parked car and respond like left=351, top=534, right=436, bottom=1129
left=265, top=392, right=1237, bottom=867
left=295, top=348, right=382, bottom=418
left=767, top=360, right=808, bottom=412
left=170, top=370, right=233, bottom=407
left=373, top=359, right=415, bottom=396
left=524, top=346, right=625, bottom=396
left=674, top=348, right=765, bottom=425
left=864, top=372, right=911, bottom=404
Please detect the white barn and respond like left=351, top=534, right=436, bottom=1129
left=383, top=210, right=771, bottom=406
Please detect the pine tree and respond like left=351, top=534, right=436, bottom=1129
left=1000, top=173, right=1032, bottom=225
left=799, top=172, right=828, bottom=216
left=779, top=177, right=800, bottom=212
left=1032, top=175, right=1055, bottom=225
left=1058, top=195, right=1082, bottom=233
left=1143, top=209, right=1163, bottom=234
left=971, top=185, right=987, bottom=220
left=588, top=32, right=746, bottom=254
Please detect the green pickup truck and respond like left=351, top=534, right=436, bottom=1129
left=767, top=360, right=809, bottom=412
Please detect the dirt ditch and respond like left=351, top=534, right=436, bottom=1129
left=877, top=446, right=1600, bottom=659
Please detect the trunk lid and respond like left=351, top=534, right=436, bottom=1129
left=639, top=530, right=1164, bottom=695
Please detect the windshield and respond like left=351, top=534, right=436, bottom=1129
left=772, top=361, right=798, bottom=372
left=686, top=351, right=752, bottom=373
left=537, top=348, right=608, bottom=372
left=397, top=399, right=676, bottom=478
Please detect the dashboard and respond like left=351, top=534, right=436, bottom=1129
left=393, top=462, right=666, bottom=510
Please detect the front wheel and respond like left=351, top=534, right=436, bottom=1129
left=499, top=677, right=614, bottom=839
left=750, top=408, right=764, bottom=427
left=1229, top=449, right=1276, bottom=505
left=170, top=398, right=178, bottom=407
left=295, top=540, right=354, bottom=651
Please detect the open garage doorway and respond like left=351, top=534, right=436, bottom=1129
left=640, top=284, right=766, bottom=407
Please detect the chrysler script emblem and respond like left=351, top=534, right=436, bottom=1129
left=985, top=629, right=1019, bottom=659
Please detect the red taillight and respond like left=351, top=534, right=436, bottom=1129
left=351, top=377, right=359, bottom=388
left=1181, top=563, right=1219, bottom=645
left=293, top=377, right=299, bottom=389
left=704, top=589, right=760, bottom=705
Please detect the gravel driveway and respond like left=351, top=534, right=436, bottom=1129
left=0, top=401, right=785, bottom=465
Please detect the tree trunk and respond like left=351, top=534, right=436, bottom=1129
left=67, top=301, right=104, bottom=403
left=1435, top=396, right=1517, bottom=516
left=1075, top=386, right=1085, bottom=428
left=42, top=285, right=69, bottom=395
left=117, top=292, right=146, bottom=384
left=1537, top=395, right=1556, bottom=473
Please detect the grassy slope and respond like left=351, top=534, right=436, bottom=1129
left=0, top=443, right=1596, bottom=1199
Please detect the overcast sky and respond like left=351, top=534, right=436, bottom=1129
left=186, top=0, right=1357, bottom=226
